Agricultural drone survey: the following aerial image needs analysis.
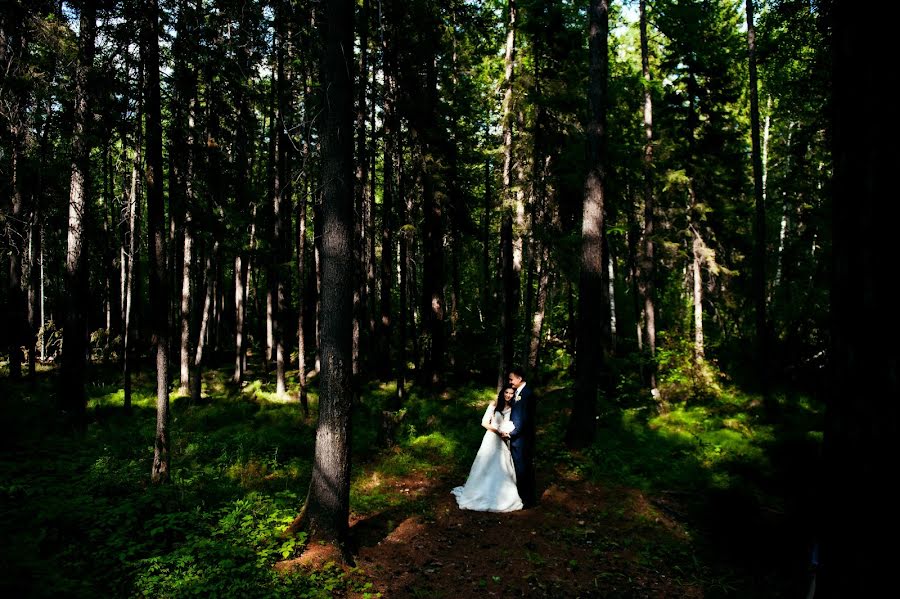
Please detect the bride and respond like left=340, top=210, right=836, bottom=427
left=451, top=386, right=523, bottom=512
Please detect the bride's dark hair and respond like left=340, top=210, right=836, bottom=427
left=495, top=385, right=515, bottom=414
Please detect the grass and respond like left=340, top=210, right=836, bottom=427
left=0, top=361, right=823, bottom=597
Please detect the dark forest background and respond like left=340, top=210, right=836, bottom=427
left=1, top=0, right=894, bottom=596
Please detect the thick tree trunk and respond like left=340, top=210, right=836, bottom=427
left=293, top=0, right=354, bottom=552
left=567, top=0, right=608, bottom=448
left=61, top=1, right=96, bottom=426
left=145, top=0, right=171, bottom=484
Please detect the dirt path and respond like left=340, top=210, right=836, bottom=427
left=344, top=468, right=704, bottom=598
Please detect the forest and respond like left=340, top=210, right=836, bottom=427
left=1, top=0, right=894, bottom=596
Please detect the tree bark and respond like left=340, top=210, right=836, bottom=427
left=499, top=215, right=515, bottom=390
left=567, top=0, right=608, bottom=448
left=273, top=6, right=292, bottom=397
left=378, top=0, right=397, bottom=380
left=123, top=61, right=143, bottom=413
left=353, top=0, right=370, bottom=378
left=639, top=0, right=657, bottom=390
left=420, top=47, right=444, bottom=387
left=746, top=0, right=769, bottom=406
left=145, top=0, right=171, bottom=484
left=61, top=0, right=96, bottom=426
left=293, top=0, right=354, bottom=552
left=691, top=230, right=704, bottom=362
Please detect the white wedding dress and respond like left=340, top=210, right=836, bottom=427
left=451, top=403, right=523, bottom=512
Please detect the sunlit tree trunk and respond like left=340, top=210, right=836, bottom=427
left=191, top=241, right=216, bottom=404
left=691, top=230, right=704, bottom=362
left=61, top=0, right=96, bottom=426
left=273, top=6, right=292, bottom=397
left=123, top=64, right=142, bottom=413
left=7, top=134, right=25, bottom=381
left=175, top=6, right=197, bottom=395
left=528, top=243, right=550, bottom=371
left=499, top=0, right=518, bottom=374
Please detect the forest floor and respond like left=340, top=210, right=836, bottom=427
left=1, top=361, right=822, bottom=598
left=283, top=378, right=821, bottom=598
left=344, top=464, right=704, bottom=597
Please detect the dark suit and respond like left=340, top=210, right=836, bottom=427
left=508, top=383, right=536, bottom=507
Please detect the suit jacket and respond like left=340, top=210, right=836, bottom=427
left=508, top=384, right=535, bottom=457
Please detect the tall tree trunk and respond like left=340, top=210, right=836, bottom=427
left=293, top=0, right=354, bottom=552
left=175, top=0, right=197, bottom=395
left=499, top=215, right=515, bottom=390
left=28, top=200, right=41, bottom=379
left=2, top=2, right=27, bottom=381
left=7, top=134, right=25, bottom=380
left=500, top=0, right=519, bottom=363
left=420, top=46, right=444, bottom=387
left=378, top=0, right=397, bottom=380
left=61, top=0, right=96, bottom=426
left=145, top=0, right=171, bottom=484
left=353, top=0, right=370, bottom=377
left=691, top=230, right=704, bottom=362
left=297, top=180, right=309, bottom=415
left=639, top=0, right=657, bottom=391
left=528, top=243, right=550, bottom=371
left=273, top=6, right=292, bottom=397
left=234, top=255, right=247, bottom=383
left=746, top=0, right=769, bottom=407
left=192, top=241, right=216, bottom=404
left=567, top=0, right=608, bottom=448
left=123, top=65, right=142, bottom=413
left=482, top=156, right=492, bottom=313
left=822, top=2, right=899, bottom=594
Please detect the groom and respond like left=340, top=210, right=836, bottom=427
left=502, top=367, right=537, bottom=508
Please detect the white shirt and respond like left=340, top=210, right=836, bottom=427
left=514, top=381, right=527, bottom=401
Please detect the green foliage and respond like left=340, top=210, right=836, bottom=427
left=0, top=369, right=356, bottom=598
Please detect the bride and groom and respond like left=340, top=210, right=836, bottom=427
left=451, top=368, right=537, bottom=512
